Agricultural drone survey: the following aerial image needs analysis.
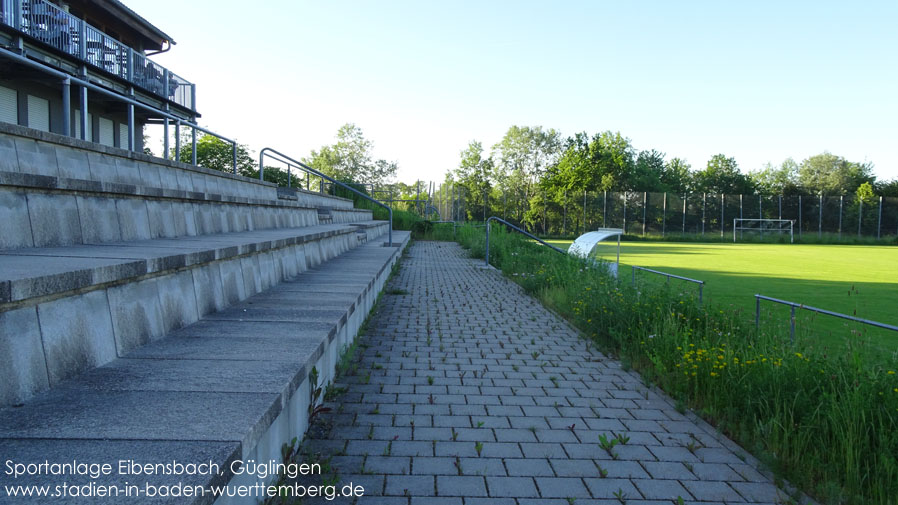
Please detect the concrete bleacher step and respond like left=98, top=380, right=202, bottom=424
left=0, top=123, right=389, bottom=408
left=0, top=232, right=410, bottom=504
left=0, top=122, right=409, bottom=503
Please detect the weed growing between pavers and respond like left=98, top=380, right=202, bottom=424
left=453, top=224, right=898, bottom=505
left=261, top=250, right=411, bottom=504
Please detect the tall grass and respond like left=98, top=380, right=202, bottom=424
left=455, top=224, right=898, bottom=505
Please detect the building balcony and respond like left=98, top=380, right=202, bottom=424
left=0, top=0, right=194, bottom=112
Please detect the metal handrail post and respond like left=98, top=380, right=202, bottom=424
left=259, top=148, right=393, bottom=246
left=755, top=293, right=898, bottom=338
left=484, top=216, right=566, bottom=267
left=633, top=266, right=704, bottom=303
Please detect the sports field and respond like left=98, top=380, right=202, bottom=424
left=547, top=239, right=898, bottom=353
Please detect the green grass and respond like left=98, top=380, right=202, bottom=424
left=545, top=239, right=898, bottom=354
left=453, top=224, right=898, bottom=505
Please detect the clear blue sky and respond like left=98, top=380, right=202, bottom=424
left=125, top=0, right=897, bottom=184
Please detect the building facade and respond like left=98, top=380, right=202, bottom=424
left=0, top=0, right=196, bottom=153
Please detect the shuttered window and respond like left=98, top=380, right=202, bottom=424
left=0, top=86, right=16, bottom=124
left=98, top=117, right=114, bottom=147
left=26, top=95, right=50, bottom=132
left=118, top=123, right=129, bottom=149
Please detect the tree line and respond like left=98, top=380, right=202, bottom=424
left=448, top=126, right=897, bottom=224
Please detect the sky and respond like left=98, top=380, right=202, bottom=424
left=124, top=0, right=898, bottom=185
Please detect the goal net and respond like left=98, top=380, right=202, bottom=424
left=733, top=219, right=794, bottom=243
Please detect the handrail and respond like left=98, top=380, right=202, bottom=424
left=632, top=266, right=704, bottom=303
left=485, top=216, right=566, bottom=267
left=259, top=148, right=393, bottom=246
left=754, top=294, right=898, bottom=343
left=0, top=46, right=236, bottom=172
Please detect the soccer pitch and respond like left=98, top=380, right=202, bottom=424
left=546, top=239, right=898, bottom=352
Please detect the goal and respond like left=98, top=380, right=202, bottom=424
left=733, top=219, right=794, bottom=243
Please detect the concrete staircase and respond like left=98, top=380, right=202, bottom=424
left=0, top=123, right=410, bottom=504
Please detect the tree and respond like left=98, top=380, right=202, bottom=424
left=492, top=126, right=561, bottom=221
left=632, top=149, right=665, bottom=192
left=876, top=179, right=898, bottom=197
left=749, top=158, right=801, bottom=195
left=660, top=157, right=692, bottom=193
left=305, top=123, right=397, bottom=186
left=797, top=152, right=874, bottom=195
left=176, top=133, right=256, bottom=176
left=453, top=141, right=494, bottom=221
left=692, top=154, right=756, bottom=194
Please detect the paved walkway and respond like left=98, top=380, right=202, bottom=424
left=299, top=241, right=790, bottom=505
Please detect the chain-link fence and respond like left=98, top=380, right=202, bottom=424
left=429, top=184, right=898, bottom=240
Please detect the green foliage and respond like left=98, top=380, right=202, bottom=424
left=176, top=133, right=256, bottom=176
left=453, top=225, right=898, bottom=505
left=798, top=152, right=874, bottom=196
left=692, top=154, right=756, bottom=194
left=454, top=141, right=494, bottom=221
left=305, top=123, right=397, bottom=186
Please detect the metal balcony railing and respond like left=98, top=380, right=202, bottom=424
left=0, top=0, right=195, bottom=111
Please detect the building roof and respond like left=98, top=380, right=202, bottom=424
left=85, top=0, right=176, bottom=48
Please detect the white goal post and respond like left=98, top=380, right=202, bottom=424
left=733, top=219, right=794, bottom=243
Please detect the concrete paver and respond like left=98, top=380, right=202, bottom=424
left=300, top=241, right=795, bottom=504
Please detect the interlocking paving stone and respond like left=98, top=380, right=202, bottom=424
left=295, top=242, right=798, bottom=503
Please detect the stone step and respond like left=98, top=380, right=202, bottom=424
left=0, top=232, right=410, bottom=504
left=0, top=170, right=373, bottom=250
left=1, top=123, right=356, bottom=209
left=0, top=220, right=391, bottom=407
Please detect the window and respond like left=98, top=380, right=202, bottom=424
left=118, top=122, right=129, bottom=149
left=98, top=117, right=114, bottom=147
left=26, top=95, right=50, bottom=132
left=0, top=86, right=16, bottom=124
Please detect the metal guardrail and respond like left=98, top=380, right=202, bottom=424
left=0, top=46, right=236, bottom=172
left=754, top=294, right=898, bottom=343
left=259, top=148, right=393, bottom=246
left=484, top=216, right=566, bottom=267
left=632, top=266, right=704, bottom=303
left=0, top=0, right=194, bottom=110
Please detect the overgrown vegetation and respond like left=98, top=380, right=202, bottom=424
left=454, top=224, right=898, bottom=505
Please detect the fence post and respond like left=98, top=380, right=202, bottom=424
left=778, top=195, right=782, bottom=220
left=739, top=194, right=743, bottom=239
left=623, top=192, right=627, bottom=234
left=838, top=195, right=843, bottom=239
left=759, top=194, right=763, bottom=239
left=603, top=191, right=607, bottom=227
left=798, top=195, right=802, bottom=238
left=877, top=196, right=882, bottom=239
left=816, top=194, right=821, bottom=237
left=790, top=305, right=796, bottom=344
left=485, top=220, right=490, bottom=266
left=755, top=295, right=760, bottom=328
left=721, top=194, right=725, bottom=237
left=642, top=192, right=647, bottom=236
left=682, top=194, right=686, bottom=233
left=563, top=191, right=568, bottom=235
left=662, top=192, right=666, bottom=237
left=702, top=193, right=706, bottom=235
